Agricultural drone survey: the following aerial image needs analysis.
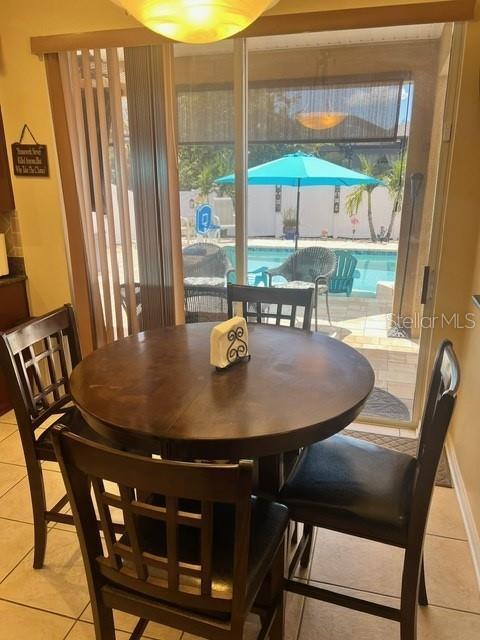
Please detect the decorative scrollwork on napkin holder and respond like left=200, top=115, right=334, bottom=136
left=210, top=316, right=251, bottom=370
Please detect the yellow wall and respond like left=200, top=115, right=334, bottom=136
left=431, top=11, right=480, bottom=533
left=0, top=1, right=136, bottom=315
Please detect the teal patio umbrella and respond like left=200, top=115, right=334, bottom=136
left=215, top=151, right=381, bottom=249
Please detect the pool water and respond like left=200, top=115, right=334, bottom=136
left=225, top=246, right=398, bottom=296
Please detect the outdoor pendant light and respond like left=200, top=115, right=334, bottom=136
left=111, top=1, right=279, bottom=44
left=296, top=112, right=347, bottom=131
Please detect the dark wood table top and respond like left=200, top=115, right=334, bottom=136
left=70, top=323, right=375, bottom=458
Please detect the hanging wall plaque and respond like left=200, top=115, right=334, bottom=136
left=11, top=124, right=49, bottom=177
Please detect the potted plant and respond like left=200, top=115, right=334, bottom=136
left=282, top=207, right=297, bottom=240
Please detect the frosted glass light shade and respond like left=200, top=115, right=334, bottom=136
left=0, top=234, right=8, bottom=276
left=296, top=112, right=347, bottom=131
left=111, top=0, right=279, bottom=43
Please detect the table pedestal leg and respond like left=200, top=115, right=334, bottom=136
left=258, top=454, right=284, bottom=496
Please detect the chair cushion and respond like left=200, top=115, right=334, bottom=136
left=36, top=407, right=106, bottom=461
left=279, top=434, right=416, bottom=545
left=273, top=281, right=328, bottom=294
left=121, top=496, right=289, bottom=605
left=184, top=277, right=225, bottom=287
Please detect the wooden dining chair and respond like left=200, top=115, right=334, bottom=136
left=279, top=340, right=460, bottom=640
left=0, top=304, right=103, bottom=569
left=51, top=425, right=289, bottom=640
left=227, top=283, right=314, bottom=330
left=227, top=283, right=313, bottom=533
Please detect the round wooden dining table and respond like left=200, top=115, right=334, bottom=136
left=70, top=322, right=374, bottom=491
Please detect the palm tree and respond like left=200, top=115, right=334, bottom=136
left=346, top=156, right=379, bottom=243
left=195, top=148, right=235, bottom=202
left=383, top=157, right=406, bottom=241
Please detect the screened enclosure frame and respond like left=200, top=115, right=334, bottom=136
left=176, top=73, right=407, bottom=145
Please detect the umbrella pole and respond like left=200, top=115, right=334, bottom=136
left=295, top=180, right=301, bottom=251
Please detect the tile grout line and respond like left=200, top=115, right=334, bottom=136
left=0, top=430, right=18, bottom=444
left=61, top=619, right=77, bottom=640
left=0, top=460, right=26, bottom=469
left=0, top=594, right=78, bottom=621
left=0, top=514, right=61, bottom=532
left=75, top=600, right=168, bottom=639
left=0, top=513, right=38, bottom=527
left=0, top=471, right=27, bottom=501
left=303, top=577, right=480, bottom=617
left=62, top=601, right=93, bottom=640
left=427, top=531, right=469, bottom=543
left=0, top=546, right=34, bottom=586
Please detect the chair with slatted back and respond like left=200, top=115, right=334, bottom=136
left=279, top=340, right=460, bottom=640
left=184, top=284, right=228, bottom=324
left=227, top=284, right=313, bottom=330
left=328, top=251, right=358, bottom=296
left=51, top=425, right=289, bottom=640
left=227, top=284, right=313, bottom=501
left=0, top=304, right=103, bottom=569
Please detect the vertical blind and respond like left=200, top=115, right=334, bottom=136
left=59, top=48, right=139, bottom=345
left=124, top=46, right=178, bottom=330
left=59, top=46, right=183, bottom=347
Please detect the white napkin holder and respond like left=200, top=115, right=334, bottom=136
left=210, top=316, right=250, bottom=370
left=0, top=234, right=8, bottom=277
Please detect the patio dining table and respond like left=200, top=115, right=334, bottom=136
left=70, top=323, right=374, bottom=494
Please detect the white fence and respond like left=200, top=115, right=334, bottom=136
left=179, top=184, right=400, bottom=240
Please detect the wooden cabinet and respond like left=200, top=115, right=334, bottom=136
left=0, top=277, right=29, bottom=414
left=0, top=107, right=15, bottom=212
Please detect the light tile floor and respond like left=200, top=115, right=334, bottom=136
left=0, top=410, right=478, bottom=640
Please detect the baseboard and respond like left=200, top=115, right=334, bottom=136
left=445, top=435, right=480, bottom=591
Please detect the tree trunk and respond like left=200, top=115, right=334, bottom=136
left=386, top=208, right=397, bottom=241
left=367, top=190, right=377, bottom=242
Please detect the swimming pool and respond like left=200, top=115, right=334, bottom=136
left=225, top=246, right=398, bottom=296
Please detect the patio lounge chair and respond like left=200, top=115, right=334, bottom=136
left=183, top=243, right=233, bottom=322
left=183, top=242, right=234, bottom=287
left=329, top=251, right=358, bottom=296
left=213, top=197, right=236, bottom=238
left=180, top=216, right=192, bottom=244
left=184, top=284, right=228, bottom=323
left=267, top=247, right=337, bottom=329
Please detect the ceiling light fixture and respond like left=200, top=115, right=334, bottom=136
left=111, top=1, right=279, bottom=44
left=296, top=112, right=347, bottom=131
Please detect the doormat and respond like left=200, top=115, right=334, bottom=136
left=343, top=430, right=452, bottom=488
left=361, top=387, right=410, bottom=422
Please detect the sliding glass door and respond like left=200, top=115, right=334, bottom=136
left=173, top=23, right=457, bottom=427
left=59, top=22, right=457, bottom=427
left=174, top=41, right=236, bottom=323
